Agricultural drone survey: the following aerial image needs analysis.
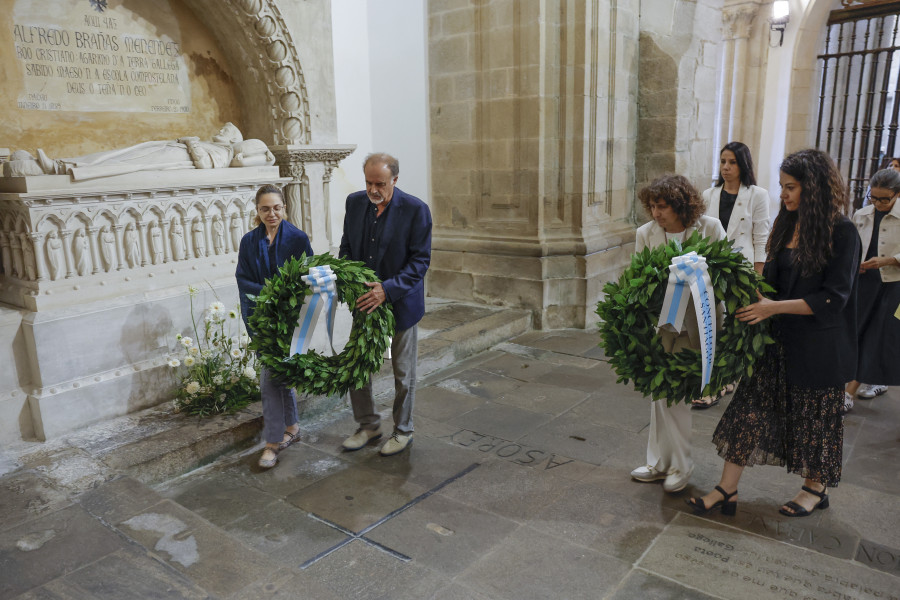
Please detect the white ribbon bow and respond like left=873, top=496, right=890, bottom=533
left=658, top=251, right=717, bottom=389
left=290, top=265, right=338, bottom=356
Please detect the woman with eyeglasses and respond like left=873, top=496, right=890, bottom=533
left=844, top=168, right=900, bottom=406
left=236, top=184, right=313, bottom=468
left=695, top=142, right=771, bottom=408
left=688, top=149, right=860, bottom=518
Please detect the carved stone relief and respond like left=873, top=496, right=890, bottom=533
left=149, top=221, right=164, bottom=265
left=72, top=229, right=89, bottom=276
left=191, top=219, right=206, bottom=259
left=212, top=215, right=226, bottom=255
left=45, top=230, right=62, bottom=280
left=99, top=226, right=116, bottom=272
left=124, top=223, right=141, bottom=269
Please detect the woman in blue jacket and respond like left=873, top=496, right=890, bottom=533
left=688, top=149, right=861, bottom=518
left=236, top=184, right=313, bottom=468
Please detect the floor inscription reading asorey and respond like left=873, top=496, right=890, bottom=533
left=441, top=429, right=574, bottom=470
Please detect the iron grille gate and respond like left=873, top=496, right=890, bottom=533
left=816, top=0, right=900, bottom=208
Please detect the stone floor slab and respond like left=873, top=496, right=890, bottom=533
left=222, top=498, right=348, bottom=567
left=77, top=476, right=165, bottom=525
left=436, top=368, right=523, bottom=400
left=223, top=444, right=351, bottom=500
left=475, top=352, right=559, bottom=382
left=0, top=505, right=124, bottom=599
left=117, top=499, right=273, bottom=598
left=447, top=402, right=553, bottom=441
left=607, top=570, right=719, bottom=600
left=532, top=362, right=619, bottom=393
left=531, top=480, right=678, bottom=563
left=0, top=471, right=71, bottom=534
left=365, top=494, right=519, bottom=577
left=569, top=390, right=651, bottom=433
left=459, top=525, right=631, bottom=600
left=436, top=459, right=578, bottom=522
left=639, top=512, right=900, bottom=600
left=413, top=385, right=486, bottom=423
left=284, top=464, right=427, bottom=532
left=493, top=381, right=589, bottom=416
left=159, top=471, right=278, bottom=528
left=297, top=540, right=447, bottom=600
left=518, top=412, right=634, bottom=465
left=15, top=547, right=210, bottom=600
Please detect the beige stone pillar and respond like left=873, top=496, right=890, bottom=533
left=428, top=0, right=639, bottom=328
left=29, top=232, right=46, bottom=282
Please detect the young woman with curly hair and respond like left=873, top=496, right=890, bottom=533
left=688, top=149, right=861, bottom=518
left=630, top=174, right=726, bottom=493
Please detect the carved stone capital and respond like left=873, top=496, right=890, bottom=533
left=271, top=144, right=357, bottom=177
left=722, top=2, right=760, bottom=39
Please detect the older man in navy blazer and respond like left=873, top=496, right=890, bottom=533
left=339, top=153, right=432, bottom=456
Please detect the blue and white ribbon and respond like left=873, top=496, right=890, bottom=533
left=290, top=265, right=338, bottom=356
left=658, top=251, right=716, bottom=389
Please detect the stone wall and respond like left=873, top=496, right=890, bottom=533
left=427, top=0, right=639, bottom=328
left=637, top=0, right=725, bottom=205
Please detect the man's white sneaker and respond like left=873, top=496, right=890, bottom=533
left=663, top=469, right=691, bottom=493
left=342, top=428, right=382, bottom=451
left=857, top=384, right=888, bottom=399
left=630, top=465, right=667, bottom=482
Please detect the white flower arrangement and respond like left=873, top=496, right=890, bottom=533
left=167, top=288, right=259, bottom=416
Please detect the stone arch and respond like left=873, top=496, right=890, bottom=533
left=784, top=0, right=835, bottom=152
left=181, top=0, right=311, bottom=145
left=35, top=214, right=65, bottom=234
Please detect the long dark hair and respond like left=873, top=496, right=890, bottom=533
left=767, top=149, right=847, bottom=276
left=715, top=141, right=757, bottom=188
left=252, top=184, right=284, bottom=227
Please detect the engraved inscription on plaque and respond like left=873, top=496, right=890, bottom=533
left=11, top=0, right=191, bottom=113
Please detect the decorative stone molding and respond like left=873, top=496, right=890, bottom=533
left=190, top=0, right=312, bottom=145
left=271, top=144, right=356, bottom=248
left=722, top=3, right=760, bottom=39
left=0, top=166, right=287, bottom=311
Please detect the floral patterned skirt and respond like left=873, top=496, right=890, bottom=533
left=712, top=340, right=844, bottom=487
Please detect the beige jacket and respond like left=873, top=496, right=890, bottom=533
left=852, top=201, right=900, bottom=282
left=702, top=184, right=771, bottom=264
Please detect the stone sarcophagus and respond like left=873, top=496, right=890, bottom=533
left=0, top=166, right=286, bottom=441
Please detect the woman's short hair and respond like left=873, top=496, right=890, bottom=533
left=868, top=167, right=900, bottom=193
left=638, top=174, right=705, bottom=228
left=716, top=141, right=757, bottom=188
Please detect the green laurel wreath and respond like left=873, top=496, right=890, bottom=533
left=248, top=254, right=395, bottom=397
left=595, top=231, right=775, bottom=405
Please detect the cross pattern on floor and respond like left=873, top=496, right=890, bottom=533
left=299, top=462, right=481, bottom=569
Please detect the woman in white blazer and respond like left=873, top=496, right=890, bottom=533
left=702, top=142, right=771, bottom=275
left=845, top=168, right=900, bottom=404
left=697, top=142, right=771, bottom=407
left=630, top=174, right=726, bottom=494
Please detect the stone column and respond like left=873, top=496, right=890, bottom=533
left=112, top=225, right=126, bottom=271
left=202, top=216, right=212, bottom=258
left=136, top=221, right=149, bottom=267
left=271, top=145, right=356, bottom=249
left=29, top=232, right=46, bottom=282
left=0, top=232, right=11, bottom=276
left=428, top=0, right=639, bottom=328
left=720, top=2, right=761, bottom=148
left=160, top=219, right=171, bottom=263
left=86, top=227, right=101, bottom=275
left=60, top=229, right=75, bottom=279
left=10, top=234, right=23, bottom=279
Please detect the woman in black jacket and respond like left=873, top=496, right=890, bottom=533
left=688, top=149, right=861, bottom=517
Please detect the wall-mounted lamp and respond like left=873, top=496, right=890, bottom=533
left=770, top=0, right=790, bottom=47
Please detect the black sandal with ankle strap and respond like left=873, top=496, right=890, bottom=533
left=779, top=485, right=828, bottom=517
left=686, top=485, right=738, bottom=516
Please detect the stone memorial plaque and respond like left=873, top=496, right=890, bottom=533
left=10, top=0, right=191, bottom=113
left=639, top=513, right=900, bottom=600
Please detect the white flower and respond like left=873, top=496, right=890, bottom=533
left=230, top=375, right=239, bottom=384
left=167, top=358, right=180, bottom=368
left=189, top=346, right=200, bottom=356
left=175, top=333, right=182, bottom=340
left=188, top=285, right=198, bottom=297
left=231, top=349, right=242, bottom=359
left=185, top=381, right=200, bottom=395
left=183, top=356, right=196, bottom=367
left=242, top=366, right=256, bottom=379
left=228, top=309, right=239, bottom=319
left=210, top=301, right=226, bottom=313
left=180, top=337, right=193, bottom=348
left=213, top=375, right=224, bottom=385
left=240, top=334, right=250, bottom=346
left=211, top=338, right=220, bottom=347
left=219, top=393, right=226, bottom=402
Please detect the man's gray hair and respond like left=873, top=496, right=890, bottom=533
left=363, top=152, right=399, bottom=177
